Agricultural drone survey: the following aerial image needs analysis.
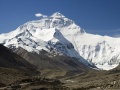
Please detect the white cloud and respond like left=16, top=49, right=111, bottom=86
left=35, top=13, right=43, bottom=17
left=35, top=13, right=47, bottom=18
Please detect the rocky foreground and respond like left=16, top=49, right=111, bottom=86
left=0, top=67, right=120, bottom=90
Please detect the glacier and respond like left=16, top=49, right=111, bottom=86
left=0, top=12, right=120, bottom=70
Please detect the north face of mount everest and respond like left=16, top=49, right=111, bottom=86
left=0, top=12, right=120, bottom=70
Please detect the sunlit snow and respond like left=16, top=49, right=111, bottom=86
left=0, top=12, right=120, bottom=70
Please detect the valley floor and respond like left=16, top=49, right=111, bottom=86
left=63, top=70, right=120, bottom=90
left=0, top=68, right=120, bottom=90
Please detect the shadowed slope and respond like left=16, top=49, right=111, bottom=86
left=0, top=44, right=38, bottom=74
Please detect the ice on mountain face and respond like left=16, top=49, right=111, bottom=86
left=46, top=30, right=91, bottom=66
left=96, top=64, right=118, bottom=70
left=0, top=12, right=120, bottom=70
left=70, top=33, right=120, bottom=70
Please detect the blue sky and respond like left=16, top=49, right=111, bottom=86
left=0, top=0, right=120, bottom=37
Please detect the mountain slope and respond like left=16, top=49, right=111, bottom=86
left=0, top=12, right=120, bottom=70
left=0, top=44, right=38, bottom=74
left=15, top=47, right=90, bottom=71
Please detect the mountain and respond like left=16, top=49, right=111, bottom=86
left=0, top=12, right=120, bottom=70
left=0, top=44, right=37, bottom=74
left=15, top=47, right=89, bottom=70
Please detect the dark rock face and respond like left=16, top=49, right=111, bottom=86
left=15, top=47, right=89, bottom=71
left=66, top=43, right=74, bottom=49
left=0, top=44, right=38, bottom=74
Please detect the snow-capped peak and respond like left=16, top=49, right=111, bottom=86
left=15, top=12, right=84, bottom=35
left=51, top=12, right=65, bottom=18
left=0, top=12, right=120, bottom=70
